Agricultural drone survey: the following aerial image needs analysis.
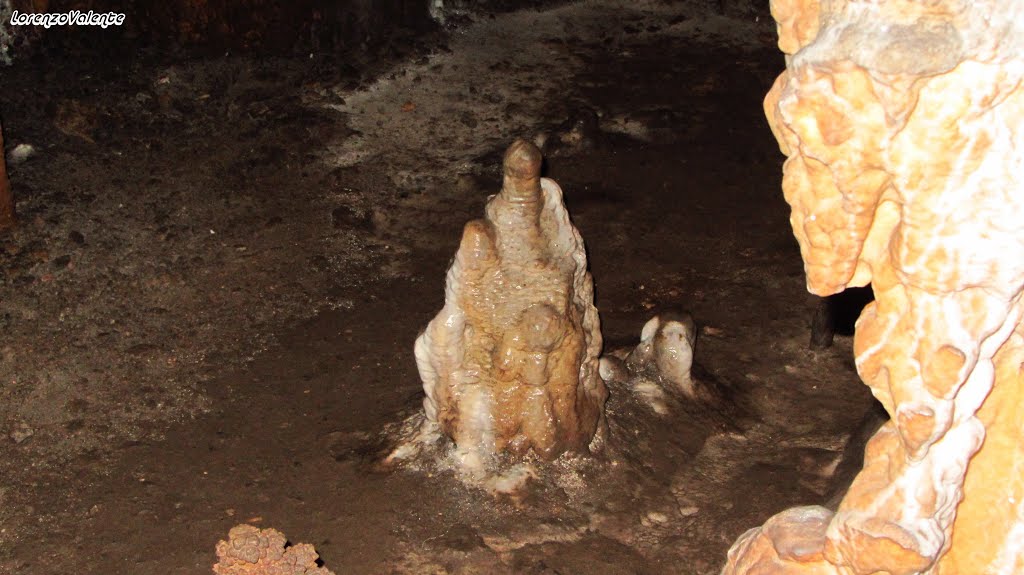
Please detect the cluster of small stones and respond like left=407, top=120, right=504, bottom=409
left=213, top=524, right=335, bottom=575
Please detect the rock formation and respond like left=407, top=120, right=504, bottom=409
left=723, top=1, right=1024, bottom=573
left=599, top=312, right=730, bottom=418
left=411, top=139, right=607, bottom=473
left=626, top=313, right=698, bottom=399
left=213, top=524, right=335, bottom=575
left=0, top=122, right=14, bottom=230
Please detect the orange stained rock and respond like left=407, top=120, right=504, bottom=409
left=213, top=524, right=335, bottom=575
left=724, top=0, right=1024, bottom=574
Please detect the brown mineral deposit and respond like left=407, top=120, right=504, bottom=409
left=412, top=139, right=607, bottom=474
left=723, top=1, right=1024, bottom=573
left=0, top=122, right=15, bottom=230
left=213, top=524, right=335, bottom=575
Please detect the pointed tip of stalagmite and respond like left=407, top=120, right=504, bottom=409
left=501, top=139, right=544, bottom=203
left=503, top=138, right=543, bottom=180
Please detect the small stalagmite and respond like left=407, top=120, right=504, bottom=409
left=600, top=312, right=730, bottom=418
left=413, top=139, right=607, bottom=473
left=723, top=0, right=1024, bottom=574
left=626, top=313, right=698, bottom=399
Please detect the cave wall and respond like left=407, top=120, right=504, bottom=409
left=722, top=1, right=1024, bottom=573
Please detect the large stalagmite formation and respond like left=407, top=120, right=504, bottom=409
left=413, top=139, right=607, bottom=472
left=723, top=1, right=1024, bottom=574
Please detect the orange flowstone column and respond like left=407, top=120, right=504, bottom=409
left=722, top=1, right=1024, bottom=573
left=412, top=140, right=607, bottom=474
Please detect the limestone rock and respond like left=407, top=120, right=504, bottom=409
left=725, top=1, right=1024, bottom=574
left=213, top=524, right=335, bottom=575
left=412, top=139, right=607, bottom=473
left=599, top=312, right=729, bottom=418
left=626, top=313, right=698, bottom=399
left=725, top=506, right=839, bottom=575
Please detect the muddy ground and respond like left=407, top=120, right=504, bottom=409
left=0, top=1, right=880, bottom=573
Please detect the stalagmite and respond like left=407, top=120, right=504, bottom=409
left=599, top=311, right=728, bottom=416
left=723, top=1, right=1024, bottom=574
left=411, top=139, right=607, bottom=474
left=626, top=313, right=698, bottom=399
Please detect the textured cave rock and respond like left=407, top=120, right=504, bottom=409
left=213, top=524, right=335, bottom=575
left=625, top=313, right=698, bottom=399
left=0, top=122, right=13, bottom=230
left=723, top=1, right=1024, bottom=574
left=412, top=139, right=607, bottom=473
left=600, top=312, right=731, bottom=418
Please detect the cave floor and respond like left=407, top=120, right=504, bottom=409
left=0, top=1, right=878, bottom=574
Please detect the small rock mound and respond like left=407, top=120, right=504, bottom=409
left=213, top=524, right=335, bottom=575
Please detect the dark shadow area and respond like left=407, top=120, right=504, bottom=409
left=824, top=399, right=889, bottom=508
left=810, top=285, right=876, bottom=349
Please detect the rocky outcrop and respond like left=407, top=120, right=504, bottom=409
left=723, top=1, right=1024, bottom=573
left=600, top=312, right=731, bottom=419
left=213, top=525, right=335, bottom=575
left=412, top=139, right=607, bottom=474
left=625, top=313, right=698, bottom=400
